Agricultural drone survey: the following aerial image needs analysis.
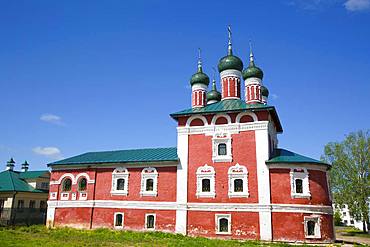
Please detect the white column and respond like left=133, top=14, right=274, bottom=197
left=46, top=202, right=56, bottom=227
left=175, top=128, right=189, bottom=234
left=255, top=123, right=272, bottom=241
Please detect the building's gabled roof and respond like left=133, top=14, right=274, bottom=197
left=170, top=99, right=283, bottom=133
left=266, top=148, right=330, bottom=166
left=48, top=147, right=178, bottom=166
left=0, top=170, right=48, bottom=193
left=19, top=170, right=49, bottom=179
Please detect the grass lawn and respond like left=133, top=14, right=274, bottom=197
left=0, top=225, right=309, bottom=247
left=336, top=226, right=370, bottom=238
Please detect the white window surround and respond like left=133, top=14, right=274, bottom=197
left=145, top=213, right=156, bottom=230
left=111, top=167, right=129, bottom=196
left=304, top=215, right=321, bottom=239
left=60, top=192, right=69, bottom=200
left=290, top=168, right=311, bottom=199
left=114, top=212, right=124, bottom=229
left=49, top=192, right=57, bottom=200
left=212, top=132, right=232, bottom=162
left=140, top=167, right=158, bottom=197
left=215, top=214, right=231, bottom=235
left=79, top=192, right=87, bottom=200
left=196, top=164, right=216, bottom=198
left=228, top=164, right=249, bottom=198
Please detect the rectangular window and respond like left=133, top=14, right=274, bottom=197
left=218, top=143, right=227, bottom=156
left=17, top=200, right=24, bottom=209
left=212, top=134, right=232, bottom=163
left=114, top=212, right=124, bottom=229
left=304, top=216, right=321, bottom=239
left=290, top=168, right=311, bottom=199
left=140, top=168, right=158, bottom=197
left=145, top=214, right=156, bottom=230
left=29, top=200, right=36, bottom=209
left=41, top=182, right=49, bottom=190
left=215, top=214, right=231, bottom=235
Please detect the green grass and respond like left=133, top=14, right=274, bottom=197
left=336, top=226, right=370, bottom=239
left=0, top=225, right=305, bottom=247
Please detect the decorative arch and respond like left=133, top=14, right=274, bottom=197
left=186, top=115, right=208, bottom=127
left=140, top=167, right=158, bottom=196
left=211, top=114, right=232, bottom=125
left=75, top=172, right=95, bottom=184
left=236, top=112, right=258, bottom=123
left=228, top=164, right=249, bottom=197
left=196, top=164, right=216, bottom=198
left=111, top=167, right=129, bottom=196
left=51, top=173, right=76, bottom=185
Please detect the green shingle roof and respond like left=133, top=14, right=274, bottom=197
left=19, top=170, right=49, bottom=179
left=170, top=99, right=283, bottom=133
left=49, top=147, right=178, bottom=166
left=266, top=148, right=330, bottom=166
left=0, top=170, right=48, bottom=193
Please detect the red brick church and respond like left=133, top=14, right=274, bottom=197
left=46, top=29, right=334, bottom=243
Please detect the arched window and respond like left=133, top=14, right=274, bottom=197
left=218, top=143, right=227, bottom=156
left=216, top=214, right=231, bottom=234
left=62, top=178, right=72, bottom=192
left=146, top=179, right=154, bottom=191
left=78, top=178, right=87, bottom=191
left=196, top=164, right=215, bottom=198
left=295, top=179, right=303, bottom=194
left=202, top=179, right=210, bottom=192
left=140, top=168, right=158, bottom=196
left=116, top=178, right=125, bottom=191
left=228, top=164, right=249, bottom=197
left=234, top=179, right=243, bottom=192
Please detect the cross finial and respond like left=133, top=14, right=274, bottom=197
left=197, top=48, right=202, bottom=72
left=227, top=25, right=233, bottom=55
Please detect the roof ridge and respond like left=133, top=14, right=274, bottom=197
left=85, top=146, right=177, bottom=154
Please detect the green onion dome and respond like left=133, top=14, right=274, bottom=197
left=260, top=85, right=269, bottom=97
left=190, top=70, right=210, bottom=86
left=218, top=54, right=243, bottom=73
left=242, top=53, right=264, bottom=80
left=207, top=80, right=221, bottom=102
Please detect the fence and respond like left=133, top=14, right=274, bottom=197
left=0, top=208, right=46, bottom=226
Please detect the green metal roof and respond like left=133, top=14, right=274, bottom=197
left=266, top=148, right=330, bottom=166
left=49, top=147, right=178, bottom=166
left=19, top=170, right=49, bottom=179
left=0, top=170, right=48, bottom=193
left=170, top=99, right=283, bottom=133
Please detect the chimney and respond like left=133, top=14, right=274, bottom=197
left=21, top=161, right=29, bottom=172
left=6, top=158, right=15, bottom=171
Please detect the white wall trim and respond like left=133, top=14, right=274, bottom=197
left=185, top=115, right=208, bottom=127
left=268, top=163, right=329, bottom=172
left=211, top=114, right=232, bottom=125
left=50, top=172, right=95, bottom=185
left=235, top=112, right=258, bottom=123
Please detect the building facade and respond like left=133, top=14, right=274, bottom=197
left=0, top=159, right=49, bottom=225
left=47, top=30, right=334, bottom=243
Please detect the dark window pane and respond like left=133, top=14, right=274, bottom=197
left=147, top=215, right=155, bottom=229
left=29, top=200, right=35, bottom=209
left=62, top=179, right=72, bottom=192
left=146, top=179, right=154, bottom=191
left=117, top=179, right=125, bottom=190
left=79, top=178, right=87, bottom=191
left=219, top=218, right=229, bottom=232
left=115, top=214, right=123, bottom=226
left=218, top=144, right=227, bottom=156
left=295, top=179, right=303, bottom=193
left=307, top=220, right=315, bottom=236
left=202, top=179, right=210, bottom=192
left=234, top=179, right=243, bottom=192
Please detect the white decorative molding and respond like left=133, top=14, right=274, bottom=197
left=235, top=112, right=258, bottom=123
left=196, top=164, right=216, bottom=198
left=290, top=168, right=311, bottom=199
left=145, top=213, right=156, bottom=230
left=215, top=214, right=231, bottom=235
left=140, top=167, right=158, bottom=197
left=49, top=192, right=57, bottom=200
left=304, top=215, right=321, bottom=239
left=220, top=69, right=242, bottom=78
left=111, top=167, right=129, bottom=196
left=71, top=192, right=77, bottom=200
left=76, top=173, right=95, bottom=184
left=60, top=192, right=69, bottom=201
left=211, top=114, right=232, bottom=125
left=50, top=172, right=95, bottom=185
left=228, top=164, right=249, bottom=198
left=46, top=200, right=334, bottom=215
left=268, top=163, right=328, bottom=172
left=185, top=115, right=208, bottom=127
left=212, top=132, right=232, bottom=162
left=79, top=192, right=87, bottom=200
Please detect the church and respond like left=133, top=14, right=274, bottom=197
left=46, top=29, right=334, bottom=243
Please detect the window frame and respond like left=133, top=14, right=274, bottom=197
left=228, top=164, right=249, bottom=198
left=304, top=216, right=321, bottom=239
left=212, top=133, right=232, bottom=163
left=140, top=168, right=158, bottom=197
left=62, top=178, right=72, bottom=192
left=114, top=212, right=124, bottom=229
left=215, top=214, right=231, bottom=235
left=196, top=164, right=216, bottom=198
left=145, top=213, right=156, bottom=230
left=290, top=168, right=311, bottom=199
left=29, top=200, right=36, bottom=209
left=111, top=167, right=129, bottom=196
left=78, top=177, right=87, bottom=192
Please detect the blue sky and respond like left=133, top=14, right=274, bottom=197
left=0, top=0, right=369, bottom=171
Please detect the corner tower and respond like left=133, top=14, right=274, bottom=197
left=218, top=26, right=243, bottom=100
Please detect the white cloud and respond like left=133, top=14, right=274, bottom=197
left=32, top=146, right=62, bottom=159
left=271, top=94, right=279, bottom=100
left=344, top=0, right=370, bottom=11
left=40, top=114, right=65, bottom=126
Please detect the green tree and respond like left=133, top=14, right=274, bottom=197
left=322, top=130, right=370, bottom=233
left=334, top=210, right=343, bottom=226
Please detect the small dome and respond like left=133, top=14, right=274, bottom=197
left=261, top=85, right=269, bottom=97
left=207, top=80, right=221, bottom=103
left=218, top=55, right=243, bottom=73
left=190, top=71, right=210, bottom=86
left=242, top=65, right=264, bottom=80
